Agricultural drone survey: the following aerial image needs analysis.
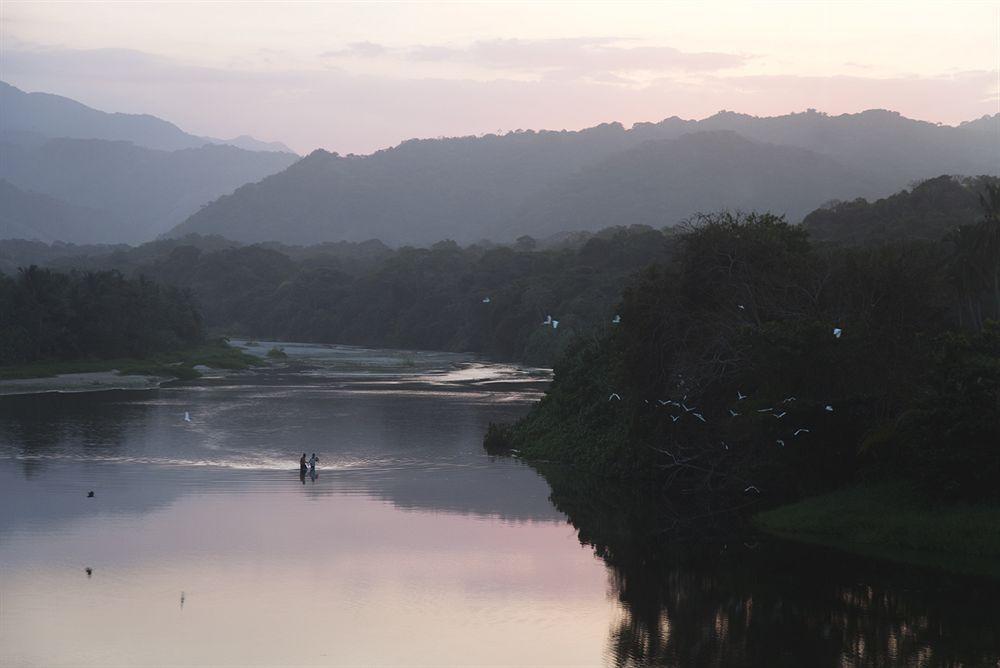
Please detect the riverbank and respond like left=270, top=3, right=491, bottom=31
left=755, top=482, right=1000, bottom=578
left=0, top=341, right=258, bottom=394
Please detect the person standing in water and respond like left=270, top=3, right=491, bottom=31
left=299, top=453, right=308, bottom=472
left=308, top=453, right=319, bottom=473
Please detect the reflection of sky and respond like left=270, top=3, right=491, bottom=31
left=0, top=346, right=618, bottom=666
left=1, top=487, right=612, bottom=666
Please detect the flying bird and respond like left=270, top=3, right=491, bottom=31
left=794, top=428, right=810, bottom=436
left=729, top=409, right=740, bottom=417
left=738, top=305, right=746, bottom=310
left=782, top=397, right=796, bottom=403
left=774, top=412, right=787, bottom=419
left=682, top=403, right=695, bottom=412
left=608, top=393, right=621, bottom=401
left=721, top=441, right=729, bottom=450
left=551, top=320, right=559, bottom=329
left=542, top=315, right=552, bottom=325
left=737, top=391, right=747, bottom=400
left=87, top=491, right=94, bottom=498
left=776, top=439, right=785, bottom=447
left=825, top=405, right=834, bottom=412
left=184, top=411, right=192, bottom=422
left=481, top=297, right=491, bottom=303
left=670, top=415, right=681, bottom=423
left=744, top=485, right=761, bottom=494
left=756, top=408, right=773, bottom=413
left=833, top=327, right=843, bottom=338
left=693, top=413, right=706, bottom=422
left=85, top=567, right=93, bottom=578
left=612, top=315, right=621, bottom=324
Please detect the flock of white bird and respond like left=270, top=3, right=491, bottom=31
left=601, top=318, right=846, bottom=496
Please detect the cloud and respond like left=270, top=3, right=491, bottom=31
left=320, top=41, right=387, bottom=59
left=322, top=37, right=748, bottom=79
left=3, top=44, right=996, bottom=156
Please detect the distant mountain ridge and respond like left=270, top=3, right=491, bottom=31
left=0, top=137, right=299, bottom=243
left=0, top=82, right=299, bottom=244
left=170, top=109, right=999, bottom=245
left=0, top=180, right=121, bottom=244
left=0, top=81, right=294, bottom=153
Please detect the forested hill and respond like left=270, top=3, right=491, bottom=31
left=511, top=131, right=869, bottom=238
left=496, top=187, right=1000, bottom=509
left=802, top=175, right=996, bottom=245
left=169, top=109, right=998, bottom=245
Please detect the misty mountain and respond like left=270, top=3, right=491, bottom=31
left=510, top=131, right=874, bottom=238
left=0, top=136, right=299, bottom=244
left=0, top=180, right=123, bottom=244
left=0, top=81, right=294, bottom=153
left=169, top=109, right=999, bottom=245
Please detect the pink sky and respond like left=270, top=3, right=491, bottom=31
left=3, top=1, right=998, bottom=154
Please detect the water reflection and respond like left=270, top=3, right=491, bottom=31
left=534, top=463, right=1000, bottom=667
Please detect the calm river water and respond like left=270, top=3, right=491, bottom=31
left=1, top=342, right=998, bottom=666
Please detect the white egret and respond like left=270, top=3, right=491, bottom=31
left=774, top=411, right=787, bottom=419
left=776, top=439, right=785, bottom=447
left=612, top=315, right=621, bottom=324
left=481, top=297, right=491, bottom=303
left=794, top=428, right=810, bottom=436
left=184, top=411, right=192, bottom=422
left=744, top=485, right=761, bottom=494
left=825, top=405, right=834, bottom=412
left=782, top=397, right=796, bottom=403
left=729, top=409, right=740, bottom=417
left=551, top=320, right=559, bottom=329
left=737, top=391, right=747, bottom=400
left=693, top=413, right=706, bottom=422
left=608, top=393, right=621, bottom=401
left=833, top=328, right=843, bottom=338
left=671, top=415, right=681, bottom=423
left=757, top=408, right=773, bottom=413
left=542, top=315, right=552, bottom=325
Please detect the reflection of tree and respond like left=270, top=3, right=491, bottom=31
left=534, top=463, right=1000, bottom=667
left=0, top=390, right=147, bottom=471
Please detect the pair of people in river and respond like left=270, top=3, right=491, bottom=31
left=299, top=453, right=319, bottom=474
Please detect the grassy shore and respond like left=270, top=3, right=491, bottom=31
left=756, top=482, right=1000, bottom=578
left=0, top=340, right=259, bottom=381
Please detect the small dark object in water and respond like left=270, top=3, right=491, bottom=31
left=85, top=567, right=92, bottom=578
left=87, top=491, right=94, bottom=498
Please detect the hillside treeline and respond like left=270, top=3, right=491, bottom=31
left=499, top=185, right=1000, bottom=503
left=4, top=227, right=676, bottom=366
left=0, top=267, right=203, bottom=365
left=3, top=176, right=994, bottom=369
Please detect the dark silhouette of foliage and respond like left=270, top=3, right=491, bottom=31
left=0, top=266, right=203, bottom=365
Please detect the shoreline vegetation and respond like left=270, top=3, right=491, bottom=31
left=754, top=483, right=1000, bottom=579
left=0, top=339, right=259, bottom=382
left=485, top=185, right=1000, bottom=577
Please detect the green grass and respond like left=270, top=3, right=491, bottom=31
left=0, top=340, right=260, bottom=381
left=756, top=482, right=1000, bottom=577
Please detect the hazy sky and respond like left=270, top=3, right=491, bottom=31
left=2, top=1, right=998, bottom=154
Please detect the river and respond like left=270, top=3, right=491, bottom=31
left=1, top=342, right=997, bottom=666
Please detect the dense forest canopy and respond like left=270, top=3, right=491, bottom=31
left=0, top=267, right=203, bottom=365
left=501, top=185, right=1000, bottom=504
